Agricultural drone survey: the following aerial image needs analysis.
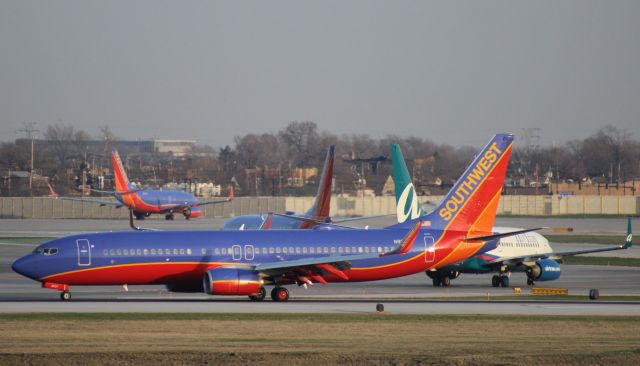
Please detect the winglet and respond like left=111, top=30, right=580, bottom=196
left=259, top=213, right=274, bottom=230
left=381, top=220, right=423, bottom=257
left=47, top=183, right=58, bottom=199
left=626, top=216, right=633, bottom=248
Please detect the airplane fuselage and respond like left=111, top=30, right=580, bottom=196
left=115, top=189, right=201, bottom=217
left=12, top=228, right=496, bottom=287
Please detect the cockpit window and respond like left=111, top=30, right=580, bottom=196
left=42, top=248, right=58, bottom=256
left=33, top=248, right=44, bottom=254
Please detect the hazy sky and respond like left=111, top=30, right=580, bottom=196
left=1, top=1, right=639, bottom=148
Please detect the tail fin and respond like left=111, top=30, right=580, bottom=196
left=388, top=134, right=514, bottom=236
left=391, top=144, right=425, bottom=223
left=305, top=145, right=335, bottom=219
left=111, top=148, right=132, bottom=193
left=625, top=216, right=633, bottom=248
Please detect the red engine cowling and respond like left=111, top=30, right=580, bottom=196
left=203, top=267, right=261, bottom=296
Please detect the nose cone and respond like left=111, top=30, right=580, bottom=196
left=12, top=256, right=34, bottom=279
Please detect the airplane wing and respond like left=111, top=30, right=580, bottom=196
left=486, top=218, right=633, bottom=267
left=48, top=184, right=123, bottom=208
left=196, top=188, right=233, bottom=206
left=253, top=221, right=422, bottom=284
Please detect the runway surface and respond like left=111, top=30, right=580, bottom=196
left=1, top=217, right=639, bottom=314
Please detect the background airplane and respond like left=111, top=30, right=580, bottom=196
left=390, top=143, right=633, bottom=288
left=222, top=145, right=335, bottom=230
left=49, top=148, right=232, bottom=220
left=14, top=134, right=516, bottom=301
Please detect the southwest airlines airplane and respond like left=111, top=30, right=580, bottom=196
left=49, top=148, right=231, bottom=220
left=223, top=145, right=336, bottom=230
left=14, top=134, right=518, bottom=302
left=390, top=144, right=633, bottom=288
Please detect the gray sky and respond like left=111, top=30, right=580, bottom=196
left=1, top=1, right=639, bottom=148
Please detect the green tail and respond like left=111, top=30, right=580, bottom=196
left=391, top=144, right=424, bottom=223
left=626, top=216, right=633, bottom=248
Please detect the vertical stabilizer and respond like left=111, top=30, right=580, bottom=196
left=391, top=144, right=425, bottom=223
left=304, top=145, right=335, bottom=222
left=388, top=134, right=514, bottom=236
left=111, top=148, right=132, bottom=193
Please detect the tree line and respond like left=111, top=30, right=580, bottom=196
left=1, top=122, right=639, bottom=196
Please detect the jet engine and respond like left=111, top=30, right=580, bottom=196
left=527, top=259, right=561, bottom=282
left=203, top=267, right=261, bottom=296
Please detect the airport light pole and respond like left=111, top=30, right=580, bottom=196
left=17, top=122, right=39, bottom=195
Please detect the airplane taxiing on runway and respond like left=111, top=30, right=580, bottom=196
left=222, top=145, right=336, bottom=230
left=14, top=134, right=518, bottom=302
left=48, top=148, right=232, bottom=220
left=390, top=143, right=633, bottom=288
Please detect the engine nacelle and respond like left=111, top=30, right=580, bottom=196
left=528, top=259, right=561, bottom=282
left=203, top=267, right=261, bottom=296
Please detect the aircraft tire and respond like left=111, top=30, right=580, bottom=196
left=249, top=287, right=266, bottom=301
left=527, top=278, right=535, bottom=286
left=60, top=292, right=71, bottom=301
left=491, top=275, right=500, bottom=287
left=441, top=276, right=451, bottom=287
left=165, top=214, right=174, bottom=221
left=134, top=212, right=145, bottom=220
left=271, top=287, right=289, bottom=302
left=432, top=278, right=441, bottom=287
left=500, top=275, right=509, bottom=288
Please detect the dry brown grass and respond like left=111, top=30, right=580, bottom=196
left=1, top=314, right=639, bottom=365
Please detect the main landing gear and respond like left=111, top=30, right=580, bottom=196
left=426, top=270, right=459, bottom=287
left=491, top=274, right=510, bottom=287
left=270, top=287, right=290, bottom=302
left=60, top=291, right=72, bottom=301
left=165, top=213, right=175, bottom=220
left=248, top=286, right=267, bottom=301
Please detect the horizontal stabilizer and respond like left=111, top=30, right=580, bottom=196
left=463, top=227, right=544, bottom=242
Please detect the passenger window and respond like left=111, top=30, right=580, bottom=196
left=323, top=247, right=329, bottom=254
left=283, top=247, right=288, bottom=254
left=352, top=247, right=357, bottom=253
left=173, top=249, right=178, bottom=255
left=109, top=249, right=115, bottom=256
left=116, top=249, right=122, bottom=256
left=124, top=249, right=129, bottom=255
left=187, top=249, right=192, bottom=255
left=262, top=248, right=267, bottom=254
left=103, top=249, right=108, bottom=256
left=345, top=247, right=351, bottom=253
left=364, top=247, right=370, bottom=253
left=384, top=246, right=389, bottom=252
left=310, top=247, right=315, bottom=254
left=295, top=247, right=301, bottom=254
left=269, top=248, right=274, bottom=254
left=338, top=247, right=344, bottom=254
left=180, top=249, right=185, bottom=255
left=215, top=248, right=220, bottom=255
left=358, top=247, right=363, bottom=253
left=200, top=248, right=206, bottom=255
left=152, top=249, right=157, bottom=255
left=143, top=249, right=149, bottom=255
left=289, top=246, right=294, bottom=254
left=276, top=247, right=281, bottom=254
left=330, top=247, right=336, bottom=254
left=221, top=248, right=227, bottom=255
left=136, top=249, right=142, bottom=255
left=302, top=247, right=308, bottom=254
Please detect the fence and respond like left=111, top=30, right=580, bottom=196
left=0, top=195, right=638, bottom=219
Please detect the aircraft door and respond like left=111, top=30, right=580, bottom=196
left=76, top=239, right=91, bottom=266
left=232, top=245, right=242, bottom=260
left=424, top=235, right=435, bottom=263
left=244, top=245, right=254, bottom=261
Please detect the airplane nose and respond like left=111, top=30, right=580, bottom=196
left=12, top=256, right=31, bottom=279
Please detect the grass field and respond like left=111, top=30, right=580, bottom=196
left=0, top=313, right=639, bottom=365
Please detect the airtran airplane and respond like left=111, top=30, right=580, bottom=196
left=222, top=145, right=336, bottom=230
left=390, top=143, right=633, bottom=288
left=48, top=148, right=231, bottom=220
left=14, top=134, right=518, bottom=302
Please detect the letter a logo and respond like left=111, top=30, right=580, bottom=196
left=397, top=183, right=422, bottom=223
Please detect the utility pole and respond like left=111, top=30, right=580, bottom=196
left=16, top=122, right=39, bottom=195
